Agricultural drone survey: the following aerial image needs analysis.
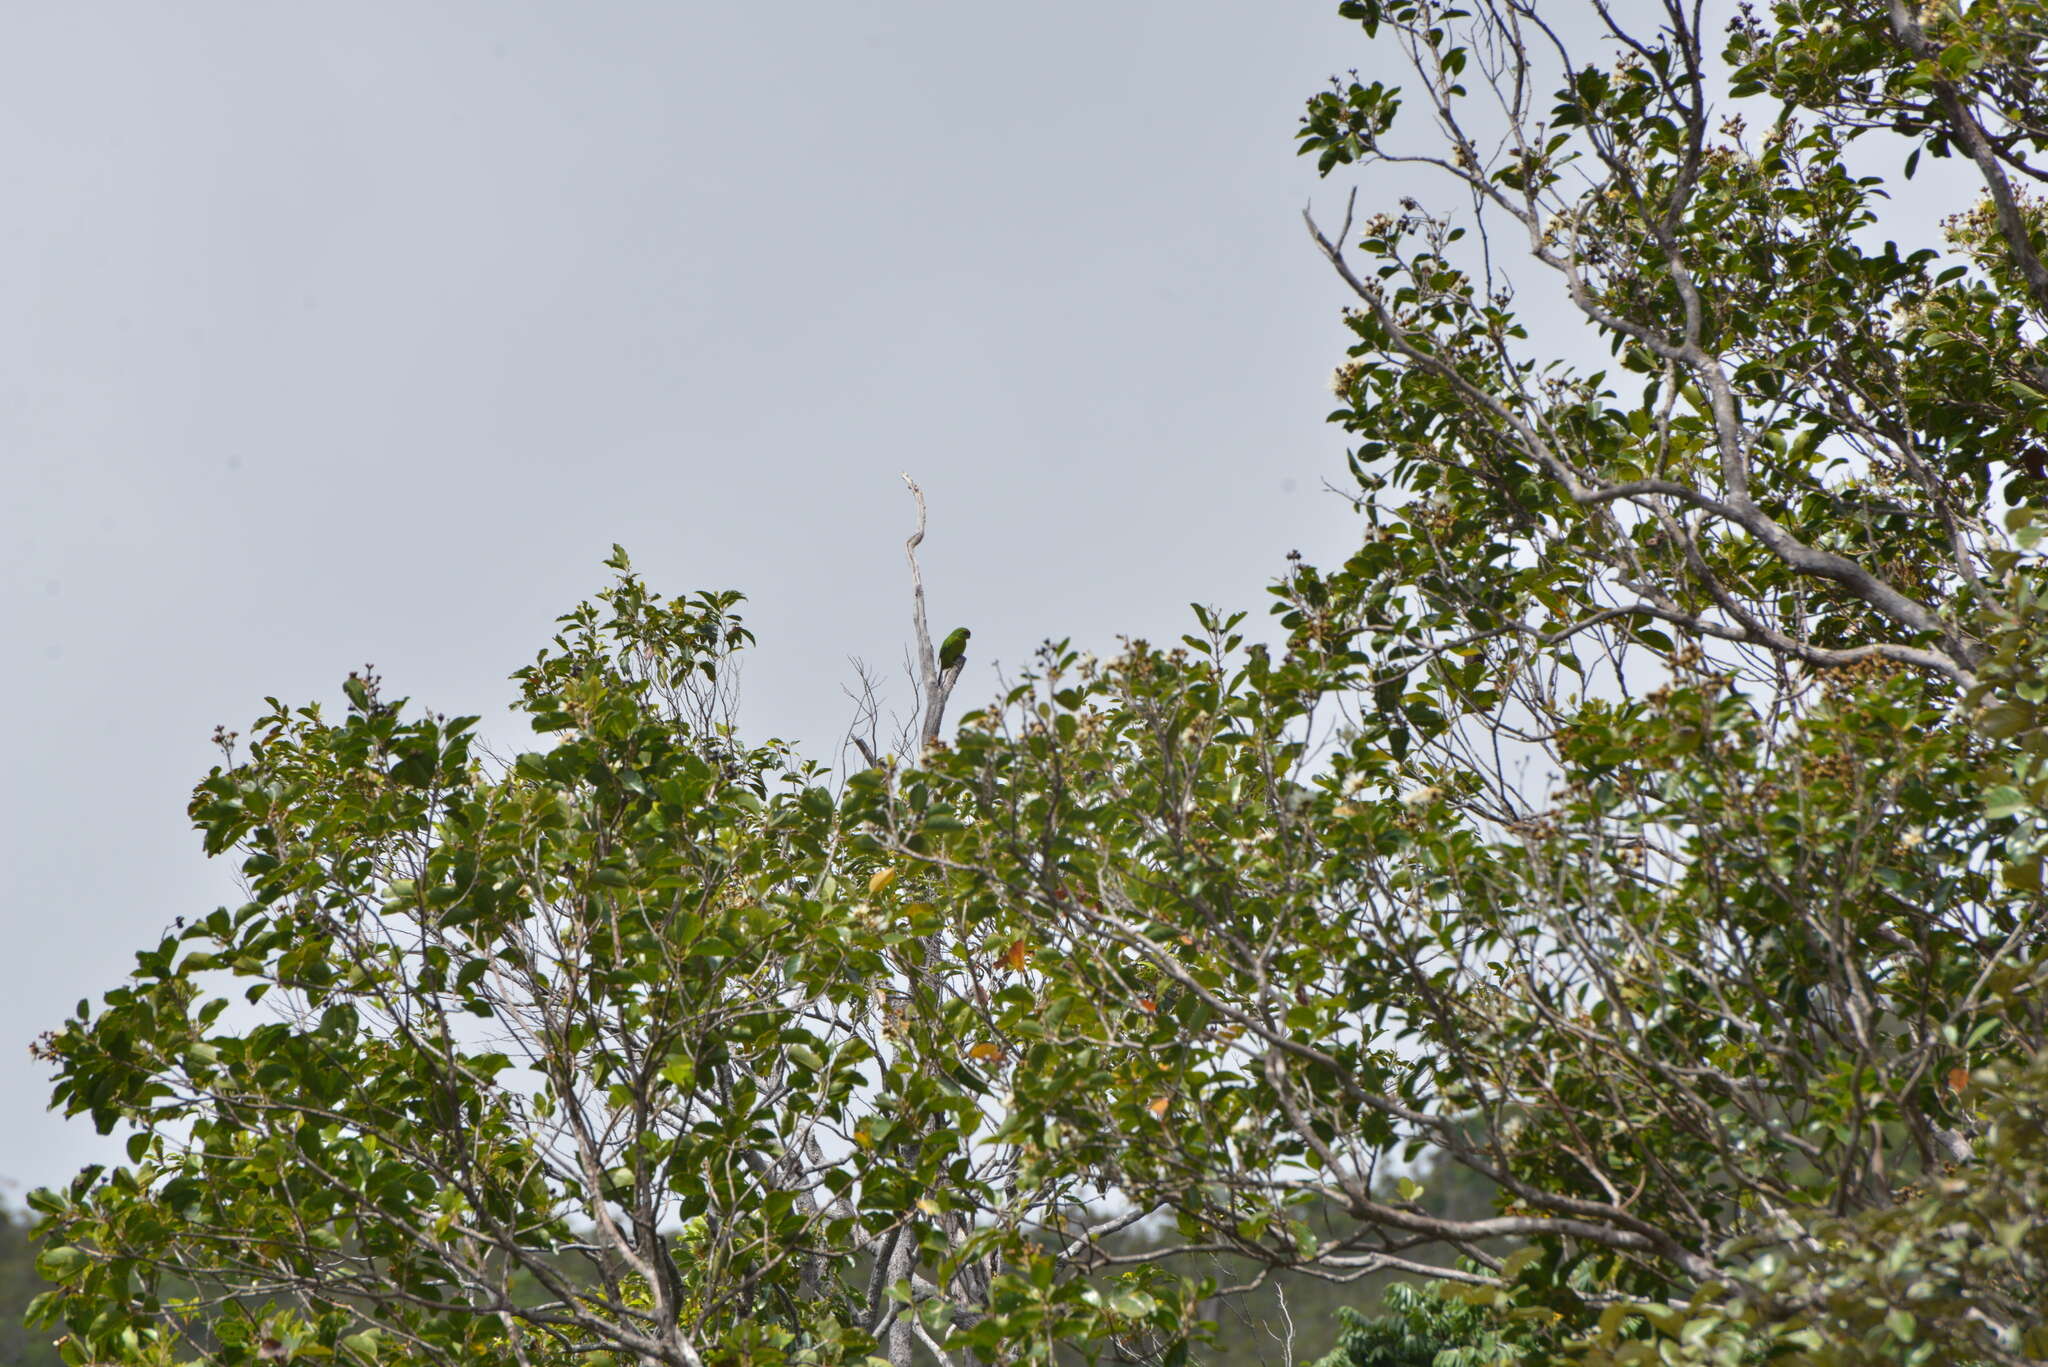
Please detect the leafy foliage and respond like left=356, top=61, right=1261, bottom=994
left=1311, top=1279, right=1533, bottom=1367
left=28, top=553, right=1195, bottom=1367
left=28, top=3, right=2048, bottom=1366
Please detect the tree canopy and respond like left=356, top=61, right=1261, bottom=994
left=28, top=2, right=2048, bottom=1365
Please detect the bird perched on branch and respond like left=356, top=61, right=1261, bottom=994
left=938, top=627, right=970, bottom=674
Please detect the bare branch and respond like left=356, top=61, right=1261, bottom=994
left=900, top=473, right=969, bottom=752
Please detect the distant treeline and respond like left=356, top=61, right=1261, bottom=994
left=2, top=1201, right=62, bottom=1367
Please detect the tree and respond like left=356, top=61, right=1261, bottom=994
left=28, top=3, right=2048, bottom=1365
left=28, top=544, right=1190, bottom=1367
left=900, top=0, right=2048, bottom=1358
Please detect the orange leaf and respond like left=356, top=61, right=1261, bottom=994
left=1004, top=939, right=1031, bottom=972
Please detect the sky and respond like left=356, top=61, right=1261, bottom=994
left=0, top=1, right=1398, bottom=1197
left=0, top=3, right=1981, bottom=1199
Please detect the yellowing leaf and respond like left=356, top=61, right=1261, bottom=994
left=868, top=867, right=899, bottom=894
left=1005, top=939, right=1031, bottom=972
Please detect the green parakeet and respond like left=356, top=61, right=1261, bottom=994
left=938, top=627, right=971, bottom=672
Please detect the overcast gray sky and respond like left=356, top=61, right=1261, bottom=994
left=0, top=2, right=1401, bottom=1195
